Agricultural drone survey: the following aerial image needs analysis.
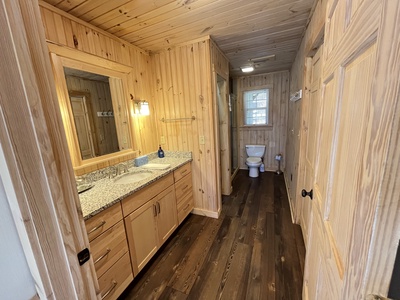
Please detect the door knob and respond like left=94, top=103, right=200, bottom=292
left=301, top=189, right=313, bottom=200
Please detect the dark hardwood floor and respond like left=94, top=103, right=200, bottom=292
left=119, top=171, right=306, bottom=300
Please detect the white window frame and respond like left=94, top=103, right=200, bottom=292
left=242, top=88, right=271, bottom=126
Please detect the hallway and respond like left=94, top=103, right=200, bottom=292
left=120, top=171, right=305, bottom=299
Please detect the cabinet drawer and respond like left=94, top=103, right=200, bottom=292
left=122, top=173, right=174, bottom=217
left=85, top=203, right=123, bottom=242
left=174, top=172, right=192, bottom=203
left=177, top=192, right=193, bottom=224
left=90, top=220, right=128, bottom=278
left=174, top=162, right=191, bottom=182
left=98, top=252, right=133, bottom=300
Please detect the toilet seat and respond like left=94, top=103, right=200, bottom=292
left=246, top=157, right=262, bottom=164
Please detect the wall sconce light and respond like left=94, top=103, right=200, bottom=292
left=134, top=100, right=150, bottom=115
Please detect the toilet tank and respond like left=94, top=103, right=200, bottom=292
left=245, top=145, right=266, bottom=157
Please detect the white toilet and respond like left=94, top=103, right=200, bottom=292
left=245, top=145, right=266, bottom=178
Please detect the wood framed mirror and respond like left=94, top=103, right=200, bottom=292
left=49, top=46, right=138, bottom=174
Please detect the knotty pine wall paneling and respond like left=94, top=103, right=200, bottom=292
left=39, top=1, right=158, bottom=158
left=152, top=37, right=228, bottom=217
left=236, top=71, right=289, bottom=171
left=1, top=0, right=100, bottom=297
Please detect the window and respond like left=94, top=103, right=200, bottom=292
left=243, top=89, right=269, bottom=125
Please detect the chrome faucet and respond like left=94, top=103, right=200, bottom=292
left=117, top=163, right=128, bottom=176
left=108, top=163, right=129, bottom=179
left=108, top=166, right=117, bottom=179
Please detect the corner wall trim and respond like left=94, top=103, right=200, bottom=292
left=283, top=172, right=296, bottom=224
left=191, top=208, right=220, bottom=219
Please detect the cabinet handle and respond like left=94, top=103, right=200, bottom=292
left=88, top=220, right=106, bottom=234
left=153, top=204, right=157, bottom=217
left=182, top=184, right=189, bottom=191
left=183, top=203, right=190, bottom=211
left=181, top=169, right=188, bottom=176
left=101, top=280, right=117, bottom=299
left=94, top=248, right=111, bottom=264
left=156, top=202, right=161, bottom=214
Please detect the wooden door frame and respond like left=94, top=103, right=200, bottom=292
left=70, top=94, right=97, bottom=159
left=211, top=66, right=229, bottom=213
left=69, top=91, right=99, bottom=157
left=230, top=93, right=240, bottom=181
left=0, top=0, right=98, bottom=298
left=216, top=73, right=232, bottom=195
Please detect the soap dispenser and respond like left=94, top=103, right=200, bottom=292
left=158, top=145, right=165, bottom=158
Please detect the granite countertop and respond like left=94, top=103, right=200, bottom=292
left=79, top=155, right=192, bottom=220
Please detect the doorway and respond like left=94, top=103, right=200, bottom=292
left=70, top=95, right=96, bottom=160
left=229, top=93, right=239, bottom=176
left=216, top=74, right=231, bottom=195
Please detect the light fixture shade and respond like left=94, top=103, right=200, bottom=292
left=241, top=66, right=254, bottom=73
left=134, top=100, right=150, bottom=115
left=140, top=101, right=150, bottom=115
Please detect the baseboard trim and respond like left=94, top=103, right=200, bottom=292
left=192, top=208, right=220, bottom=219
left=283, top=172, right=296, bottom=224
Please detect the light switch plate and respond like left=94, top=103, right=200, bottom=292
left=160, top=136, right=165, bottom=144
left=199, top=135, right=205, bottom=145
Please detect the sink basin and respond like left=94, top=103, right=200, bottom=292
left=114, top=171, right=153, bottom=184
left=77, top=183, right=94, bottom=194
left=141, top=163, right=171, bottom=170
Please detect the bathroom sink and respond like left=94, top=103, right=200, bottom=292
left=141, top=163, right=171, bottom=170
left=114, top=170, right=153, bottom=185
left=77, top=183, right=94, bottom=194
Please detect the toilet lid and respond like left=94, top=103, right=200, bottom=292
left=247, top=157, right=262, bottom=164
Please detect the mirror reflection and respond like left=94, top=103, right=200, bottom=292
left=64, top=67, right=120, bottom=160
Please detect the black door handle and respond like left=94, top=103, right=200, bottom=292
left=301, top=189, right=313, bottom=200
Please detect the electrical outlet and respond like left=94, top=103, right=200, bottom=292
left=160, top=136, right=165, bottom=144
left=199, top=135, right=205, bottom=145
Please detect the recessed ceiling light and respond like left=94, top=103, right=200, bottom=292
left=241, top=66, right=254, bottom=73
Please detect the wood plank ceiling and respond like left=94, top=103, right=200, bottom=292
left=41, top=0, right=315, bottom=76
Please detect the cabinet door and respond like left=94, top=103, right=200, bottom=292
left=124, top=200, right=158, bottom=274
left=155, top=185, right=178, bottom=245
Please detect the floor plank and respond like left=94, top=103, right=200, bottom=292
left=119, top=171, right=305, bottom=300
left=168, top=217, right=223, bottom=293
left=188, top=217, right=240, bottom=300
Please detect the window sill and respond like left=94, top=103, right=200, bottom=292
left=240, top=125, right=273, bottom=130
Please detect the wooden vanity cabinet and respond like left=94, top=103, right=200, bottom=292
left=122, top=173, right=177, bottom=274
left=84, top=203, right=133, bottom=300
left=174, top=163, right=194, bottom=224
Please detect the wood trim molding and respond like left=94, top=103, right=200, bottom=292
left=192, top=208, right=221, bottom=219
left=48, top=43, right=133, bottom=73
left=50, top=50, right=139, bottom=173
left=0, top=0, right=99, bottom=298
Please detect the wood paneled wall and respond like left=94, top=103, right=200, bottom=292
left=285, top=0, right=327, bottom=217
left=0, top=0, right=99, bottom=297
left=235, top=71, right=289, bottom=171
left=39, top=1, right=158, bottom=158
left=40, top=2, right=228, bottom=215
left=152, top=37, right=229, bottom=216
